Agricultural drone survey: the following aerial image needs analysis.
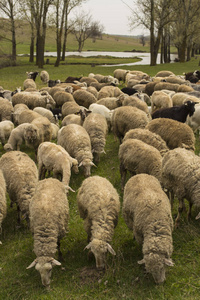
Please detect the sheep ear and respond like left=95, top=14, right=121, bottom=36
left=90, top=162, right=97, bottom=167
left=137, top=259, right=145, bottom=265
left=27, top=259, right=37, bottom=269
left=107, top=243, right=116, bottom=256
left=64, top=185, right=75, bottom=193
left=51, top=259, right=61, bottom=266
left=164, top=258, right=174, bottom=267
left=79, top=162, right=83, bottom=167
left=84, top=242, right=92, bottom=251
left=195, top=212, right=200, bottom=219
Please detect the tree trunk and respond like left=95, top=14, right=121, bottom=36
left=55, top=35, right=62, bottom=67
left=36, top=34, right=45, bottom=68
left=178, top=38, right=187, bottom=62
left=11, top=18, right=16, bottom=64
left=29, top=36, right=34, bottom=63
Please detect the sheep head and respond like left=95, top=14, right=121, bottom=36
left=138, top=253, right=174, bottom=284
left=79, top=159, right=96, bottom=177
left=84, top=238, right=116, bottom=270
left=27, top=256, right=61, bottom=288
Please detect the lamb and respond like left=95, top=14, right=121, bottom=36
left=119, top=138, right=162, bottom=189
left=40, top=70, right=50, bottom=83
left=23, top=79, right=37, bottom=90
left=0, top=151, right=38, bottom=223
left=113, top=68, right=130, bottom=82
left=0, top=169, right=7, bottom=244
left=27, top=178, right=69, bottom=288
left=83, top=113, right=108, bottom=163
left=111, top=106, right=149, bottom=143
left=98, top=86, right=122, bottom=100
left=37, top=142, right=78, bottom=192
left=57, top=124, right=95, bottom=177
left=0, top=120, right=14, bottom=145
left=73, top=89, right=97, bottom=108
left=123, top=128, right=169, bottom=156
left=151, top=91, right=173, bottom=113
left=162, top=148, right=200, bottom=227
left=4, top=123, right=31, bottom=151
left=33, top=107, right=58, bottom=124
left=146, top=118, right=195, bottom=151
left=26, top=71, right=39, bottom=81
left=77, top=175, right=120, bottom=270
left=0, top=98, right=14, bottom=121
left=151, top=100, right=196, bottom=123
left=122, top=174, right=174, bottom=284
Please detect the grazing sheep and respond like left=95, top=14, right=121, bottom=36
left=0, top=87, right=21, bottom=102
left=57, top=124, right=95, bottom=177
left=40, top=70, right=50, bottom=83
left=155, top=70, right=175, bottom=77
left=27, top=178, right=69, bottom=288
left=0, top=169, right=7, bottom=243
left=37, top=142, right=78, bottom=192
left=123, top=128, right=169, bottom=156
left=121, top=87, right=137, bottom=96
left=184, top=70, right=200, bottom=83
left=177, top=84, right=194, bottom=93
left=30, top=116, right=52, bottom=149
left=61, top=101, right=81, bottom=118
left=77, top=175, right=120, bottom=270
left=90, top=81, right=116, bottom=91
left=18, top=109, right=42, bottom=125
left=123, top=174, right=174, bottom=284
left=23, top=79, right=37, bottom=90
left=162, top=148, right=200, bottom=227
left=151, top=91, right=173, bottom=113
left=4, top=123, right=30, bottom=151
left=120, top=94, right=151, bottom=119
left=88, top=103, right=113, bottom=130
left=96, top=97, right=121, bottom=110
left=50, top=123, right=60, bottom=140
left=98, top=86, right=122, bottom=100
left=83, top=113, right=108, bottom=163
left=171, top=93, right=199, bottom=106
left=0, top=120, right=14, bottom=145
left=111, top=106, right=149, bottom=143
left=146, top=118, right=195, bottom=151
left=119, top=138, right=162, bottom=189
left=73, top=89, right=97, bottom=108
left=53, top=90, right=75, bottom=107
left=144, top=81, right=157, bottom=96
left=0, top=151, right=38, bottom=223
left=61, top=108, right=90, bottom=127
left=33, top=107, right=57, bottom=124
left=0, top=98, right=14, bottom=121
left=113, top=68, right=129, bottom=82
left=12, top=103, right=29, bottom=125
left=154, top=82, right=180, bottom=93
left=80, top=76, right=98, bottom=86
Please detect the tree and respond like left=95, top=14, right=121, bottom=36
left=89, top=21, right=104, bottom=42
left=139, top=35, right=146, bottom=47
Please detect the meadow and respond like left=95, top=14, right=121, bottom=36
left=1, top=34, right=200, bottom=299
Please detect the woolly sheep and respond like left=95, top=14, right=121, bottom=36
left=30, top=116, right=52, bottom=149
left=37, top=142, right=78, bottom=192
left=86, top=86, right=98, bottom=98
left=27, top=178, right=69, bottom=288
left=23, top=79, right=37, bottom=90
left=162, top=148, right=200, bottom=227
left=33, top=107, right=57, bottom=124
left=0, top=151, right=38, bottom=223
left=4, top=123, right=30, bottom=151
left=88, top=103, right=113, bottom=130
left=154, top=82, right=180, bottom=93
left=111, top=106, right=149, bottom=143
left=171, top=93, right=200, bottom=106
left=50, top=123, right=60, bottom=140
left=119, top=138, right=162, bottom=189
left=151, top=91, right=173, bottom=113
left=123, top=174, right=174, bottom=284
left=18, top=109, right=42, bottom=125
left=146, top=118, right=195, bottom=151
left=113, top=68, right=130, bottom=82
left=73, top=89, right=97, bottom=108
left=155, top=70, right=175, bottom=77
left=40, top=70, right=50, bottom=83
left=53, top=90, right=75, bottom=107
left=83, top=113, right=108, bottom=163
left=61, top=109, right=90, bottom=127
left=96, top=97, right=121, bottom=110
left=12, top=103, right=29, bottom=125
left=61, top=101, right=81, bottom=118
left=0, top=98, right=14, bottom=121
left=123, top=128, right=169, bottom=156
left=177, top=84, right=194, bottom=93
left=80, top=76, right=98, bottom=86
left=77, top=175, right=120, bottom=270
left=0, top=169, right=6, bottom=243
left=0, top=120, right=14, bottom=145
left=57, top=124, right=95, bottom=177
left=98, top=86, right=122, bottom=100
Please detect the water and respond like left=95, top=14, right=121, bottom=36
left=44, top=51, right=178, bottom=66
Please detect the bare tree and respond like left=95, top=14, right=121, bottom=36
left=139, top=35, right=146, bottom=47
left=90, top=21, right=104, bottom=42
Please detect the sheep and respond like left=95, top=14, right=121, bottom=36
left=48, top=79, right=61, bottom=87
left=154, top=82, right=180, bottom=93
left=146, top=118, right=195, bottom=151
left=122, top=174, right=174, bottom=284
left=90, top=81, right=116, bottom=91
left=88, top=103, right=113, bottom=130
left=27, top=178, right=69, bottom=288
left=33, top=107, right=57, bottom=124
left=0, top=98, right=14, bottom=121
left=144, top=81, right=157, bottom=96
left=65, top=76, right=82, bottom=83
left=37, top=142, right=78, bottom=192
left=26, top=71, right=39, bottom=81
left=57, top=124, right=95, bottom=177
left=151, top=100, right=196, bottom=123
left=40, top=70, right=50, bottom=83
left=61, top=101, right=81, bottom=118
left=162, top=148, right=200, bottom=227
left=177, top=84, right=194, bottom=93
left=96, top=97, right=121, bottom=110
left=49, top=107, right=62, bottom=120
left=18, top=109, right=42, bottom=125
left=61, top=108, right=90, bottom=127
left=184, top=70, right=200, bottom=83
left=50, top=123, right=60, bottom=140
left=0, top=87, right=21, bottom=102
left=121, top=87, right=138, bottom=96
left=171, top=92, right=198, bottom=106
left=0, top=169, right=7, bottom=243
left=86, top=86, right=98, bottom=98
left=111, top=106, right=149, bottom=143
left=80, top=76, right=98, bottom=86
left=113, top=68, right=129, bottom=82
left=164, top=75, right=187, bottom=85
left=53, top=90, right=75, bottom=107
left=23, top=79, right=37, bottom=90
left=155, top=70, right=175, bottom=77
left=73, top=89, right=97, bottom=108
left=30, top=116, right=52, bottom=148
left=77, top=175, right=120, bottom=270
left=0, top=120, right=14, bottom=145
left=119, top=138, right=162, bottom=189
left=12, top=103, right=29, bottom=125
left=12, top=91, right=56, bottom=110
left=0, top=151, right=38, bottom=223
left=123, top=128, right=169, bottom=156
left=83, top=113, right=108, bottom=163
left=151, top=91, right=173, bottom=113
left=3, top=123, right=31, bottom=151
left=98, top=86, right=122, bottom=100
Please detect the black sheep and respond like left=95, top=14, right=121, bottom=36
left=121, top=87, right=138, bottom=96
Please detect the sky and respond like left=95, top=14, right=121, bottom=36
left=77, top=0, right=149, bottom=36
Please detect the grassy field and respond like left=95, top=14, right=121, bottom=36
left=1, top=35, right=200, bottom=299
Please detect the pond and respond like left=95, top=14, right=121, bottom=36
left=44, top=51, right=178, bottom=66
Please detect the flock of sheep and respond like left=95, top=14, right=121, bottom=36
left=1, top=67, right=200, bottom=288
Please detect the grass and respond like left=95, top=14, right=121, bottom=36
left=1, top=34, right=200, bottom=298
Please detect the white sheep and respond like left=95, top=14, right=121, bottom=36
left=23, top=79, right=37, bottom=90
left=57, top=124, right=95, bottom=177
left=0, top=169, right=7, bottom=243
left=88, top=103, right=114, bottom=130
left=119, top=138, right=162, bottom=189
left=186, top=103, right=200, bottom=131
left=113, top=68, right=130, bottom=82
left=33, top=107, right=57, bottom=124
left=12, top=103, right=29, bottom=125
left=40, top=70, right=50, bottom=83
left=123, top=174, right=174, bottom=284
left=73, top=89, right=97, bottom=108
left=77, top=175, right=120, bottom=270
left=50, top=123, right=60, bottom=140
left=155, top=70, right=175, bottom=77
left=0, top=98, right=14, bottom=121
left=83, top=113, right=108, bottom=163
left=151, top=91, right=173, bottom=113
left=27, top=178, right=69, bottom=288
left=4, top=123, right=30, bottom=151
left=37, top=142, right=78, bottom=192
left=96, top=97, right=121, bottom=110
left=0, top=120, right=14, bottom=145
left=0, top=151, right=38, bottom=223
left=98, top=86, right=122, bottom=100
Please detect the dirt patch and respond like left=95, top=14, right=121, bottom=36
left=79, top=266, right=105, bottom=285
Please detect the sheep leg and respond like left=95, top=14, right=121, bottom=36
left=187, top=202, right=193, bottom=222
left=175, top=198, right=184, bottom=228
left=57, top=239, right=63, bottom=261
left=120, top=163, right=127, bottom=191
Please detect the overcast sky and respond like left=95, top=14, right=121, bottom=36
left=76, top=0, right=149, bottom=36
